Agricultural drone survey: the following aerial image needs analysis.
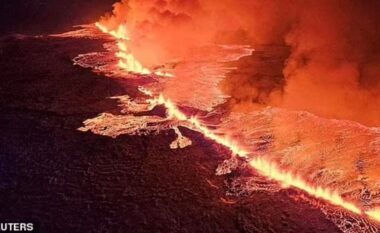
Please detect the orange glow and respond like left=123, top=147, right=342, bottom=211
left=95, top=21, right=380, bottom=225
left=151, top=92, right=367, bottom=217
left=115, top=43, right=151, bottom=75
left=249, top=158, right=362, bottom=214
left=95, top=22, right=173, bottom=77
left=148, top=79, right=380, bottom=226
left=95, top=22, right=129, bottom=40
left=366, top=208, right=380, bottom=222
left=150, top=93, right=249, bottom=157
left=95, top=22, right=151, bottom=75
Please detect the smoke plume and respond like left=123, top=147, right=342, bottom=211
left=100, top=0, right=380, bottom=126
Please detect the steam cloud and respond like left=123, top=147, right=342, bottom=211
left=100, top=0, right=380, bottom=126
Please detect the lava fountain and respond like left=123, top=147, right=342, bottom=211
left=95, top=22, right=173, bottom=77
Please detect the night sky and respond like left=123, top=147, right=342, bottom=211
left=0, top=0, right=116, bottom=35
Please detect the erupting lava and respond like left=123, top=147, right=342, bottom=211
left=152, top=90, right=380, bottom=223
left=95, top=22, right=172, bottom=77
left=144, top=89, right=366, bottom=215
left=143, top=91, right=250, bottom=157
left=249, top=158, right=361, bottom=214
left=93, top=21, right=380, bottom=225
left=95, top=22, right=151, bottom=75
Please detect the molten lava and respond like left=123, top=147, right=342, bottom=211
left=145, top=90, right=366, bottom=214
left=153, top=92, right=380, bottom=223
left=146, top=92, right=250, bottom=157
left=93, top=20, right=380, bottom=225
left=95, top=22, right=151, bottom=75
left=95, top=22, right=173, bottom=77
left=366, top=208, right=380, bottom=222
left=249, top=158, right=361, bottom=214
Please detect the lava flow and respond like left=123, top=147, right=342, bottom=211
left=93, top=20, right=380, bottom=225
left=148, top=88, right=380, bottom=224
left=144, top=89, right=364, bottom=212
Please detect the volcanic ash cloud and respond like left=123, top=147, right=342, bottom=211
left=99, top=0, right=380, bottom=126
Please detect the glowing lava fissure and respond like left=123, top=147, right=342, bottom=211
left=152, top=92, right=380, bottom=223
left=95, top=22, right=173, bottom=77
left=94, top=22, right=380, bottom=224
